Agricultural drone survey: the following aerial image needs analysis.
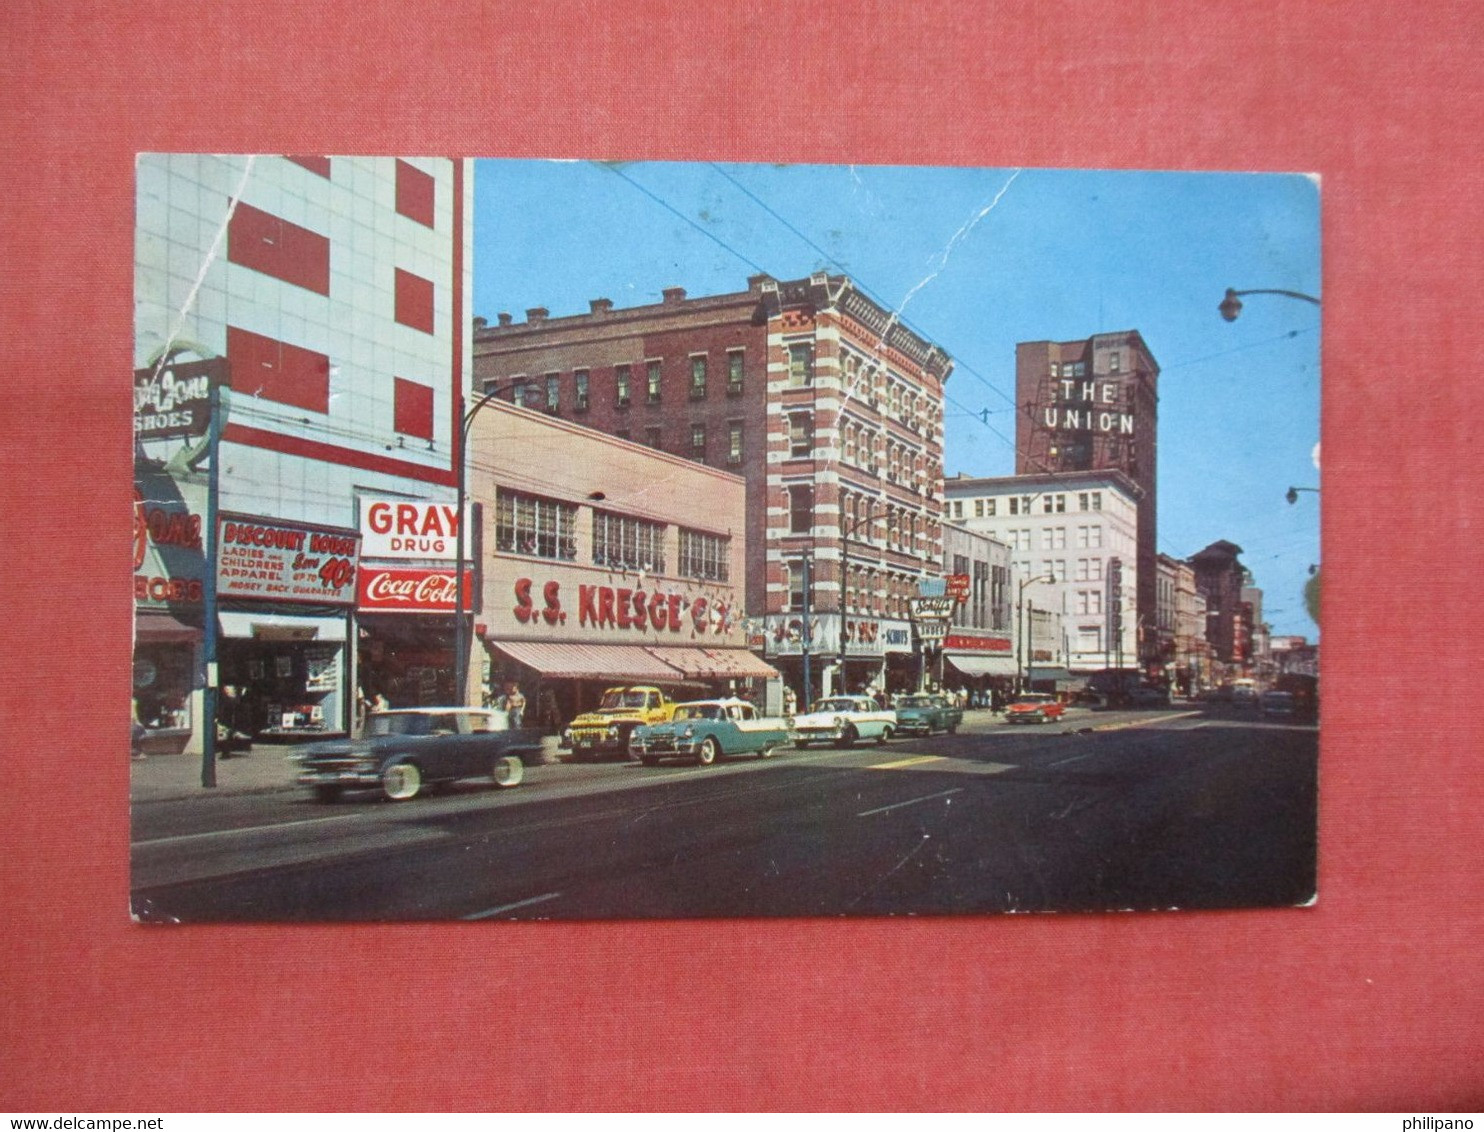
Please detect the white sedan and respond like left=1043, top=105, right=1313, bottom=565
left=791, top=696, right=897, bottom=748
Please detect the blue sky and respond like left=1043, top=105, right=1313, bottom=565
left=472, top=161, right=1321, bottom=638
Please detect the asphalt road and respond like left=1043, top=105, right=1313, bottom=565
left=130, top=705, right=1318, bottom=922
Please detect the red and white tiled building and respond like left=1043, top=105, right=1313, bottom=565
left=133, top=154, right=473, bottom=750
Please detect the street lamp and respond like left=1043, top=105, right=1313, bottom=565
left=1218, top=287, right=1321, bottom=322
left=1286, top=485, right=1319, bottom=505
left=1016, top=572, right=1055, bottom=695
left=453, top=380, right=526, bottom=704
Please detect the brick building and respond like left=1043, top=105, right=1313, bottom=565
left=472, top=273, right=954, bottom=697
left=1189, top=539, right=1251, bottom=682
left=1015, top=331, right=1160, bottom=668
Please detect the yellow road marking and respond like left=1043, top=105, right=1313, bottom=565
left=869, top=755, right=948, bottom=770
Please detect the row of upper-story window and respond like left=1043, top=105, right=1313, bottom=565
left=603, top=420, right=747, bottom=467
left=1001, top=526, right=1108, bottom=552
left=782, top=484, right=940, bottom=554
left=498, top=349, right=749, bottom=414
left=1048, top=350, right=1122, bottom=378
left=492, top=488, right=729, bottom=581
left=783, top=557, right=930, bottom=620
left=946, top=491, right=1104, bottom=520
left=837, top=346, right=940, bottom=431
left=783, top=411, right=938, bottom=489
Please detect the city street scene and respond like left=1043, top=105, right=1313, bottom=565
left=132, top=158, right=1320, bottom=921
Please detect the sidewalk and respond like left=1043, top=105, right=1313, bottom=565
left=129, top=736, right=569, bottom=804
left=130, top=744, right=303, bottom=803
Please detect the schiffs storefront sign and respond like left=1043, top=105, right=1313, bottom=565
left=359, top=497, right=467, bottom=561
left=217, top=513, right=360, bottom=605
left=358, top=566, right=474, bottom=613
left=133, top=358, right=226, bottom=441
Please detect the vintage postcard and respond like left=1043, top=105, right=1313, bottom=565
left=131, top=157, right=1319, bottom=921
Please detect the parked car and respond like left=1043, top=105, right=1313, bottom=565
left=566, top=685, right=678, bottom=760
left=1259, top=689, right=1296, bottom=716
left=792, top=696, right=897, bottom=748
left=1004, top=693, right=1067, bottom=724
left=1128, top=684, right=1171, bottom=707
left=631, top=698, right=791, bottom=766
left=892, top=693, right=963, bottom=736
left=291, top=707, right=542, bottom=803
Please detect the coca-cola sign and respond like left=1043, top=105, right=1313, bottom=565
left=358, top=566, right=474, bottom=613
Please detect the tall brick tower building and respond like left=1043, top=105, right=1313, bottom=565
left=1015, top=331, right=1159, bottom=667
left=473, top=273, right=954, bottom=695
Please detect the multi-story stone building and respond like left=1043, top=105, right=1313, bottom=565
left=944, top=470, right=1141, bottom=678
left=134, top=154, right=472, bottom=752
left=472, top=273, right=954, bottom=698
left=1189, top=540, right=1251, bottom=683
left=1157, top=552, right=1210, bottom=694
left=1014, top=332, right=1159, bottom=666
left=939, top=523, right=1016, bottom=692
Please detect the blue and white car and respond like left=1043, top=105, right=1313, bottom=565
left=630, top=699, right=791, bottom=767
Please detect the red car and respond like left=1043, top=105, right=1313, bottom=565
left=1004, top=693, right=1067, bottom=724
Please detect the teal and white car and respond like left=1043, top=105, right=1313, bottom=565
left=791, top=695, right=897, bottom=748
left=630, top=699, right=791, bottom=767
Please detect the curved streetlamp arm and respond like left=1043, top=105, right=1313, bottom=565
left=453, top=381, right=526, bottom=704
left=1230, top=288, right=1321, bottom=305
left=1219, top=287, right=1321, bottom=322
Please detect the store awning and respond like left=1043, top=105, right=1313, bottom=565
left=135, top=611, right=200, bottom=643
left=491, top=640, right=778, bottom=683
left=945, top=653, right=1017, bottom=679
left=218, top=611, right=349, bottom=641
left=644, top=646, right=779, bottom=680
left=491, top=640, right=684, bottom=682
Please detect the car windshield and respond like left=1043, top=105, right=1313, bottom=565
left=1013, top=695, right=1053, bottom=705
left=673, top=704, right=722, bottom=721
left=600, top=690, right=651, bottom=709
left=812, top=698, right=858, bottom=713
left=898, top=695, right=933, bottom=707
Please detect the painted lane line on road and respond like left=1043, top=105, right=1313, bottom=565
left=858, top=788, right=963, bottom=817
left=868, top=755, right=948, bottom=771
left=134, top=811, right=378, bottom=848
left=462, top=892, right=563, bottom=920
left=1048, top=753, right=1097, bottom=768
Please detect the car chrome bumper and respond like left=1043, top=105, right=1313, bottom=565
left=297, top=768, right=380, bottom=786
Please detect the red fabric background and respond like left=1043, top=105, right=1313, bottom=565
left=3, top=0, right=1481, bottom=1112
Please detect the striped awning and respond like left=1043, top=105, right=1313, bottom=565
left=491, top=640, right=776, bottom=682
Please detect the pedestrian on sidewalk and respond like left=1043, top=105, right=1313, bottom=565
left=500, top=682, right=526, bottom=729
left=131, top=696, right=147, bottom=760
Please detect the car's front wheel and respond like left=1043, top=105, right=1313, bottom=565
left=696, top=737, right=719, bottom=766
left=381, top=762, right=422, bottom=801
left=490, top=754, right=524, bottom=789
